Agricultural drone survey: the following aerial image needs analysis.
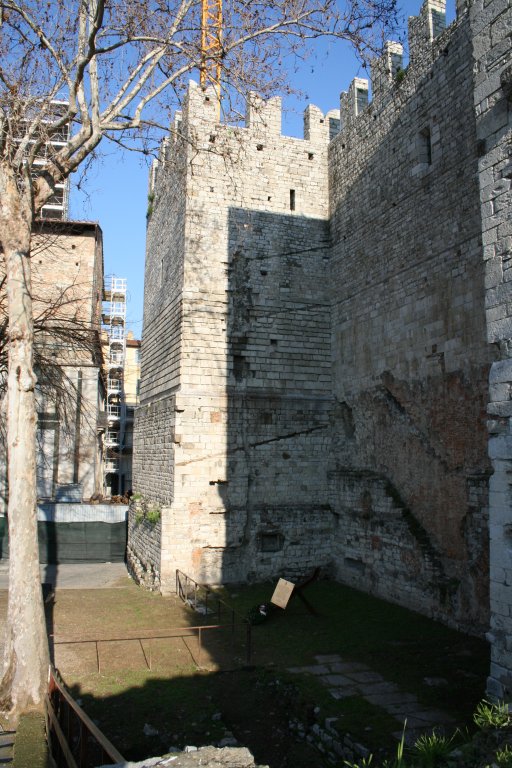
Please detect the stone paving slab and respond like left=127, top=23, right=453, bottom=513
left=329, top=688, right=358, bottom=700
left=320, top=675, right=355, bottom=687
left=299, top=665, right=331, bottom=675
left=330, top=661, right=369, bottom=673
left=360, top=681, right=400, bottom=695
left=345, top=670, right=385, bottom=684
left=287, top=655, right=454, bottom=736
left=365, top=692, right=419, bottom=707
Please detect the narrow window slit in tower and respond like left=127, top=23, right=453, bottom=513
left=289, top=189, right=296, bottom=211
left=420, top=127, right=432, bottom=165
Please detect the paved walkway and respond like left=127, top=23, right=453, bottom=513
left=288, top=654, right=454, bottom=742
left=0, top=561, right=130, bottom=590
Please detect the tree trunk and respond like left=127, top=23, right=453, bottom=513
left=0, top=165, right=49, bottom=719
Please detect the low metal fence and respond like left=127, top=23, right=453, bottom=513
left=52, top=621, right=251, bottom=671
left=176, top=569, right=252, bottom=664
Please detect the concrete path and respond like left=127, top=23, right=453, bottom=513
left=288, top=653, right=455, bottom=743
left=0, top=560, right=130, bottom=590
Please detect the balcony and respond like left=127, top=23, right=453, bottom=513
left=103, top=278, right=127, bottom=299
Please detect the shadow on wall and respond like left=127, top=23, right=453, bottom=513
left=325, top=14, right=493, bottom=633
left=195, top=206, right=336, bottom=587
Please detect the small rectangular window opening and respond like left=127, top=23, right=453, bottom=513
left=259, top=532, right=284, bottom=552
left=420, top=127, right=432, bottom=165
left=289, top=189, right=296, bottom=211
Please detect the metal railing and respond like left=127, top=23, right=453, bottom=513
left=176, top=570, right=252, bottom=664
left=46, top=665, right=124, bottom=768
left=52, top=620, right=251, bottom=671
left=107, top=378, right=122, bottom=392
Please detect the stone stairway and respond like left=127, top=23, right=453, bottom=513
left=0, top=728, right=14, bottom=764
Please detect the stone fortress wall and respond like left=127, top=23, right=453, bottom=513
left=132, top=0, right=512, bottom=691
left=328, top=0, right=494, bottom=633
left=133, top=84, right=340, bottom=590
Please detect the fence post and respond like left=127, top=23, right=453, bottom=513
left=79, top=719, right=87, bottom=768
left=246, top=622, right=252, bottom=666
left=198, top=627, right=202, bottom=666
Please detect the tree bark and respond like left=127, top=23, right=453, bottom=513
left=0, top=165, right=48, bottom=719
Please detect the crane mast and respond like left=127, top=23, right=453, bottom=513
left=200, top=0, right=222, bottom=97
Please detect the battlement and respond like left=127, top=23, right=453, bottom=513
left=339, top=0, right=450, bottom=126
left=163, top=80, right=340, bottom=152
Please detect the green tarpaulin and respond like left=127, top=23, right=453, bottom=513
left=0, top=517, right=127, bottom=563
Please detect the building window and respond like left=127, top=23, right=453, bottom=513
left=419, top=127, right=432, bottom=165
left=258, top=532, right=284, bottom=552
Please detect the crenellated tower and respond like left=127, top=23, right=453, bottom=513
left=132, top=81, right=340, bottom=590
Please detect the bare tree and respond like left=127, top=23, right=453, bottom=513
left=0, top=0, right=397, bottom=718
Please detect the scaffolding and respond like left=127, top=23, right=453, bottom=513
left=102, top=276, right=127, bottom=495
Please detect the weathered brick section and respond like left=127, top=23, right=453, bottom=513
left=468, top=0, right=512, bottom=696
left=328, top=0, right=494, bottom=633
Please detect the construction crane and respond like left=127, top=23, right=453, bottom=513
left=200, top=0, right=222, bottom=97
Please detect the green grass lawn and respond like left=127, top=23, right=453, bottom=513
left=58, top=579, right=489, bottom=766
left=220, top=580, right=488, bottom=718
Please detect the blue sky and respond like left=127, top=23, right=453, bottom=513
left=70, top=0, right=454, bottom=337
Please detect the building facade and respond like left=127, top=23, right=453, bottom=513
left=131, top=0, right=512, bottom=695
left=0, top=219, right=105, bottom=511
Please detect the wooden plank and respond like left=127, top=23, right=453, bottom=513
left=46, top=695, right=79, bottom=768
left=49, top=669, right=125, bottom=764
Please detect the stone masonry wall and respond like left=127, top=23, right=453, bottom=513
left=468, top=0, right=512, bottom=695
left=127, top=499, right=162, bottom=591
left=328, top=0, right=495, bottom=632
left=133, top=0, right=508, bottom=656
left=134, top=85, right=339, bottom=590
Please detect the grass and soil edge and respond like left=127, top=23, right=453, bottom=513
left=12, top=710, right=51, bottom=768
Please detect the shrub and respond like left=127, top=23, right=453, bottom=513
left=474, top=700, right=511, bottom=730
left=146, top=507, right=161, bottom=524
left=411, top=729, right=457, bottom=767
